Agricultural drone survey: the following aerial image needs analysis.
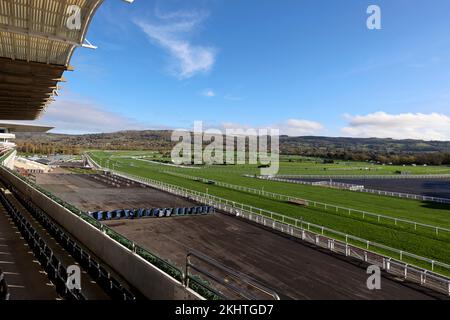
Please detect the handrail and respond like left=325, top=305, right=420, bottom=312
left=0, top=268, right=9, bottom=300
left=0, top=166, right=186, bottom=290
left=186, top=251, right=280, bottom=300
left=102, top=167, right=450, bottom=277
left=163, top=171, right=450, bottom=237
left=253, top=175, right=450, bottom=204
left=271, top=174, right=450, bottom=179
left=86, top=153, right=450, bottom=295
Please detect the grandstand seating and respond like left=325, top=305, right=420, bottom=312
left=0, top=186, right=136, bottom=301
left=88, top=205, right=216, bottom=221
left=0, top=268, right=9, bottom=300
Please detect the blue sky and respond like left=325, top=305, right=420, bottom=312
left=32, top=0, right=450, bottom=139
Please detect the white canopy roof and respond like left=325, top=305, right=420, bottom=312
left=0, top=0, right=106, bottom=120
left=0, top=0, right=104, bottom=65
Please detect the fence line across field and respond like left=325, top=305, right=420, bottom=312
left=86, top=154, right=450, bottom=296
left=161, top=171, right=450, bottom=237
left=252, top=175, right=450, bottom=204
left=99, top=168, right=450, bottom=272
left=272, top=174, right=450, bottom=179
left=104, top=169, right=450, bottom=295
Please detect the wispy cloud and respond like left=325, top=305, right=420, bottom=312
left=274, top=119, right=325, bottom=136
left=14, top=98, right=165, bottom=135
left=341, top=112, right=450, bottom=141
left=135, top=9, right=216, bottom=79
left=201, top=89, right=215, bottom=97
left=217, top=118, right=325, bottom=137
left=224, top=94, right=244, bottom=101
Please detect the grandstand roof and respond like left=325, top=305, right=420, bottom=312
left=0, top=0, right=105, bottom=120
left=0, top=122, right=53, bottom=132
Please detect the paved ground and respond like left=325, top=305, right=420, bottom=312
left=104, top=214, right=443, bottom=300
left=0, top=204, right=59, bottom=300
left=294, top=178, right=450, bottom=199
left=36, top=172, right=197, bottom=212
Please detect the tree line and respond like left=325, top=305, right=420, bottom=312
left=17, top=142, right=81, bottom=156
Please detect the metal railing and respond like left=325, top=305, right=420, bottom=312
left=3, top=162, right=271, bottom=300
left=163, top=171, right=450, bottom=237
left=0, top=149, right=15, bottom=165
left=108, top=170, right=450, bottom=295
left=107, top=170, right=450, bottom=274
left=361, top=188, right=450, bottom=204
left=235, top=209, right=450, bottom=297
left=86, top=155, right=450, bottom=296
left=186, top=251, right=280, bottom=300
left=0, top=166, right=189, bottom=293
left=0, top=268, right=9, bottom=300
left=253, top=175, right=450, bottom=204
left=272, top=174, right=450, bottom=179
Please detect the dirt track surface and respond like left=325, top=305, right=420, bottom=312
left=35, top=173, right=197, bottom=212
left=105, top=214, right=442, bottom=300
left=36, top=171, right=445, bottom=300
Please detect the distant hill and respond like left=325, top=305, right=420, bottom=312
left=279, top=135, right=450, bottom=153
left=15, top=130, right=450, bottom=165
left=16, top=130, right=174, bottom=150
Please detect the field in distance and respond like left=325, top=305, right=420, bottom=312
left=88, top=150, right=450, bottom=275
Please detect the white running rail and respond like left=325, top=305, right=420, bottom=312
left=163, top=171, right=450, bottom=237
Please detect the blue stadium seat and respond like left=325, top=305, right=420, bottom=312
left=106, top=212, right=113, bottom=220
left=80, top=251, right=90, bottom=269
left=55, top=274, right=67, bottom=295
left=98, top=266, right=110, bottom=289
left=153, top=208, right=160, bottom=217
left=46, top=264, right=57, bottom=280
left=123, top=210, right=131, bottom=219
left=122, top=288, right=135, bottom=301
left=88, top=260, right=100, bottom=279
left=114, top=210, right=124, bottom=219
left=95, top=211, right=104, bottom=221
left=73, top=245, right=82, bottom=260
left=109, top=278, right=123, bottom=299
left=145, top=208, right=152, bottom=217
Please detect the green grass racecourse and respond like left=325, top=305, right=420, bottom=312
left=87, top=150, right=450, bottom=273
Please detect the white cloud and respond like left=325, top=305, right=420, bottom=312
left=216, top=118, right=324, bottom=136
left=13, top=98, right=161, bottom=135
left=135, top=10, right=216, bottom=79
left=201, top=89, right=215, bottom=97
left=341, top=112, right=450, bottom=141
left=277, top=119, right=325, bottom=136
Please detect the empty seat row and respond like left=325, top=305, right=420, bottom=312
left=90, top=206, right=216, bottom=221
left=1, top=186, right=135, bottom=300
left=0, top=269, right=9, bottom=300
left=22, top=195, right=136, bottom=300
left=0, top=193, right=85, bottom=300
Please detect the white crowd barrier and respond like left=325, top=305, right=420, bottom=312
left=92, top=168, right=450, bottom=296
left=163, top=172, right=450, bottom=238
